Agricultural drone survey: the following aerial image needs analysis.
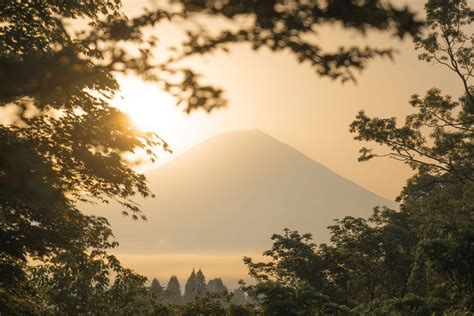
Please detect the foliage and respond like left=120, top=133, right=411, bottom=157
left=353, top=295, right=442, bottom=316
left=325, top=208, right=416, bottom=305
left=183, top=269, right=197, bottom=303
left=242, top=213, right=416, bottom=314
left=30, top=227, right=156, bottom=315
left=249, top=280, right=352, bottom=316
left=180, top=292, right=227, bottom=316
left=151, top=277, right=165, bottom=301
left=230, top=288, right=248, bottom=306
left=207, top=277, right=228, bottom=294
left=242, top=1, right=473, bottom=314
left=148, top=292, right=257, bottom=316
left=175, top=0, right=423, bottom=83
left=350, top=0, right=473, bottom=179
left=227, top=304, right=257, bottom=316
left=107, top=268, right=156, bottom=315
left=183, top=268, right=208, bottom=302
left=165, top=275, right=183, bottom=305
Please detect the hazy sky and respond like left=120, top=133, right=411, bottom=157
left=117, top=0, right=462, bottom=201
left=98, top=1, right=466, bottom=287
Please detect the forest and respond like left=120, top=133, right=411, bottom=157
left=0, top=0, right=472, bottom=315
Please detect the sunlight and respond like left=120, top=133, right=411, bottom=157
left=111, top=75, right=232, bottom=169
left=112, top=76, right=181, bottom=135
left=110, top=76, right=196, bottom=169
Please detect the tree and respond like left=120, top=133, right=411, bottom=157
left=180, top=292, right=226, bottom=316
left=350, top=0, right=473, bottom=311
left=184, top=269, right=197, bottom=303
left=150, top=278, right=165, bottom=301
left=207, top=278, right=228, bottom=294
left=230, top=288, right=247, bottom=306
left=165, top=275, right=183, bottom=305
left=184, top=268, right=207, bottom=302
left=242, top=229, right=349, bottom=314
left=244, top=229, right=326, bottom=290
left=0, top=0, right=423, bottom=311
left=30, top=224, right=156, bottom=315
left=242, top=212, right=421, bottom=314
left=106, top=268, right=156, bottom=315
left=323, top=208, right=417, bottom=306
left=195, top=268, right=207, bottom=296
left=246, top=280, right=350, bottom=316
left=0, top=1, right=165, bottom=310
left=228, top=304, right=257, bottom=316
left=350, top=0, right=473, bottom=180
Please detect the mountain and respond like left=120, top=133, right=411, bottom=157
left=90, top=129, right=396, bottom=253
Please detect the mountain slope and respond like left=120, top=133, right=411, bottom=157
left=92, top=129, right=396, bottom=253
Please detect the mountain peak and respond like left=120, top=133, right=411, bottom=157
left=209, top=128, right=275, bottom=142
left=117, top=131, right=397, bottom=252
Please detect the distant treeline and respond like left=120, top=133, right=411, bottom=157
left=149, top=269, right=250, bottom=306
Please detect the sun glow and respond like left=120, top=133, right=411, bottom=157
left=112, top=76, right=182, bottom=135
left=111, top=75, right=233, bottom=169
left=111, top=76, right=197, bottom=168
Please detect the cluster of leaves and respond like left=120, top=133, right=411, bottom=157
left=175, top=0, right=423, bottom=83
left=241, top=210, right=421, bottom=315
left=143, top=293, right=258, bottom=316
left=150, top=291, right=259, bottom=316
left=242, top=195, right=470, bottom=314
left=242, top=0, right=473, bottom=314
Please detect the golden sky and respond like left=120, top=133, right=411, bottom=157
left=117, top=0, right=462, bottom=200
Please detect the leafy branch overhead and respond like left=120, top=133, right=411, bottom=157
left=176, top=0, right=423, bottom=83
left=350, top=0, right=473, bottom=183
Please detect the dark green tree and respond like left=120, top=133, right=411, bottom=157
left=244, top=229, right=326, bottom=290
left=165, top=275, right=183, bottom=305
left=228, top=304, right=257, bottom=316
left=183, top=268, right=207, bottom=302
left=242, top=215, right=420, bottom=314
left=195, top=268, right=207, bottom=296
left=323, top=208, right=417, bottom=307
left=184, top=269, right=197, bottom=303
left=207, top=278, right=228, bottom=294
left=246, top=280, right=351, bottom=316
left=243, top=229, right=350, bottom=314
left=180, top=292, right=227, bottom=316
left=30, top=222, right=156, bottom=315
left=150, top=278, right=165, bottom=301
left=106, top=268, right=156, bottom=315
left=230, top=288, right=247, bottom=306
left=243, top=1, right=472, bottom=312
